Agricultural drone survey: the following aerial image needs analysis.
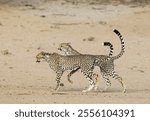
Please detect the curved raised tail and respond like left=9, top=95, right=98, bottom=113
left=112, top=29, right=125, bottom=60
left=104, top=42, right=114, bottom=57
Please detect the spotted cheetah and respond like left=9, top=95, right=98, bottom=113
left=36, top=52, right=100, bottom=92
left=58, top=29, right=126, bottom=93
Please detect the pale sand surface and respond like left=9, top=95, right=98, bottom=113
left=0, top=1, right=150, bottom=103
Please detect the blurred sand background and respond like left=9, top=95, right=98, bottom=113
left=0, top=0, right=150, bottom=103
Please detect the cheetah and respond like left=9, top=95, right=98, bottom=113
left=36, top=52, right=100, bottom=92
left=58, top=29, right=126, bottom=93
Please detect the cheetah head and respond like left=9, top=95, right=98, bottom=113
left=36, top=51, right=59, bottom=63
left=36, top=51, right=49, bottom=63
left=58, top=42, right=71, bottom=52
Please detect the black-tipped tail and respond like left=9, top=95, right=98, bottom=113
left=104, top=42, right=113, bottom=57
left=112, top=29, right=125, bottom=60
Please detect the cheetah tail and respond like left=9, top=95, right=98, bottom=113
left=103, top=42, right=114, bottom=57
left=112, top=29, right=125, bottom=60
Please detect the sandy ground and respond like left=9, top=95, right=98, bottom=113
left=0, top=1, right=150, bottom=103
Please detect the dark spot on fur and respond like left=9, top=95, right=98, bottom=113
left=60, top=83, right=64, bottom=87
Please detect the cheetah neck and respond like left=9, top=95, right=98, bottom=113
left=66, top=47, right=79, bottom=55
left=44, top=55, right=54, bottom=63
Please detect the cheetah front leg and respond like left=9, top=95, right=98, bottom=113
left=67, top=67, right=80, bottom=84
left=82, top=72, right=95, bottom=93
left=92, top=73, right=100, bottom=91
left=54, top=71, right=63, bottom=91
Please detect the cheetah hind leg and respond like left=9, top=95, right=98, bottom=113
left=111, top=72, right=126, bottom=93
left=67, top=67, right=80, bottom=84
